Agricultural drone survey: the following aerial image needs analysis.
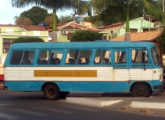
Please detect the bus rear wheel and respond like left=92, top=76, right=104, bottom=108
left=43, top=84, right=60, bottom=100
left=132, top=83, right=151, bottom=97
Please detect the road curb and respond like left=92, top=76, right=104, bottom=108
left=66, top=97, right=123, bottom=107
left=130, top=101, right=165, bottom=109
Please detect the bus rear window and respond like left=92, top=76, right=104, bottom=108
left=10, top=50, right=34, bottom=65
left=10, top=50, right=23, bottom=65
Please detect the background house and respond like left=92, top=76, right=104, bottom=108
left=98, top=22, right=124, bottom=40
left=119, top=17, right=156, bottom=36
left=0, top=25, right=49, bottom=68
left=111, top=30, right=162, bottom=55
left=48, top=21, right=99, bottom=42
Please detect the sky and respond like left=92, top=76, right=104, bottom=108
left=0, top=0, right=74, bottom=24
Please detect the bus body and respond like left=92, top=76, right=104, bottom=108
left=3, top=41, right=163, bottom=99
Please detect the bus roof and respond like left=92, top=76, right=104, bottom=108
left=9, top=41, right=155, bottom=50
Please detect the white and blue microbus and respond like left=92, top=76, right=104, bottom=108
left=2, top=41, right=163, bottom=100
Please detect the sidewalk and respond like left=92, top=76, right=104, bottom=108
left=66, top=91, right=165, bottom=109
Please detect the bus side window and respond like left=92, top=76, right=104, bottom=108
left=78, top=50, right=91, bottom=64
left=94, top=50, right=111, bottom=64
left=38, top=50, right=50, bottom=65
left=115, top=51, right=126, bottom=64
left=65, top=50, right=79, bottom=64
left=102, top=50, right=111, bottom=64
left=10, top=50, right=23, bottom=65
left=49, top=51, right=63, bottom=65
left=132, top=49, right=148, bottom=63
left=94, top=50, right=101, bottom=64
left=21, top=51, right=34, bottom=65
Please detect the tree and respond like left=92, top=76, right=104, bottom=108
left=20, top=6, right=48, bottom=25
left=15, top=16, right=32, bottom=25
left=145, top=0, right=165, bottom=53
left=44, top=14, right=59, bottom=27
left=91, top=0, right=108, bottom=14
left=71, top=30, right=103, bottom=42
left=90, top=0, right=160, bottom=41
left=71, top=0, right=92, bottom=17
left=13, top=37, right=44, bottom=43
left=12, top=0, right=72, bottom=41
left=44, top=15, right=53, bottom=27
left=58, top=15, right=73, bottom=24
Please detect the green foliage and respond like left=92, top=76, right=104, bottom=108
left=20, top=6, right=48, bottom=25
left=12, top=0, right=72, bottom=10
left=95, top=0, right=144, bottom=25
left=59, top=15, right=73, bottom=24
left=13, top=37, right=44, bottom=43
left=91, top=0, right=109, bottom=14
left=15, top=16, right=32, bottom=25
left=85, top=16, right=103, bottom=26
left=90, top=0, right=161, bottom=26
left=71, top=0, right=92, bottom=16
left=161, top=29, right=165, bottom=53
left=12, top=0, right=73, bottom=32
left=143, top=0, right=162, bottom=19
left=71, top=30, right=103, bottom=42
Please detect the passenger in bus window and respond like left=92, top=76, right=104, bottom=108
left=65, top=50, right=79, bottom=64
left=38, top=50, right=49, bottom=65
left=49, top=52, right=62, bottom=65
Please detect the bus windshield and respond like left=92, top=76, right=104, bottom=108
left=151, top=47, right=161, bottom=66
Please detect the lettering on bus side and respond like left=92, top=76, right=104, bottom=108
left=34, top=70, right=97, bottom=77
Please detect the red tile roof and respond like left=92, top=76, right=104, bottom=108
left=111, top=30, right=162, bottom=41
left=98, top=22, right=124, bottom=29
left=57, top=21, right=99, bottom=32
left=23, top=25, right=46, bottom=31
left=0, top=24, right=46, bottom=31
left=0, top=24, right=20, bottom=27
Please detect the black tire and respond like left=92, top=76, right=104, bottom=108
left=60, top=92, right=69, bottom=99
left=43, top=84, right=60, bottom=100
left=132, top=83, right=151, bottom=97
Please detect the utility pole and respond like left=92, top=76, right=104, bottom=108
left=163, top=0, right=165, bottom=12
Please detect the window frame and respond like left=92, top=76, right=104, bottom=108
left=77, top=50, right=92, bottom=65
left=131, top=48, right=151, bottom=68
left=65, top=49, right=92, bottom=66
left=37, top=50, right=51, bottom=65
left=112, top=48, right=128, bottom=69
left=151, top=47, right=161, bottom=66
left=48, top=50, right=63, bottom=65
left=20, top=51, right=35, bottom=65
left=94, top=49, right=112, bottom=66
left=37, top=49, right=64, bottom=66
left=9, top=50, right=35, bottom=66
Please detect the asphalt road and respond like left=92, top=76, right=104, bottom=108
left=0, top=90, right=164, bottom=120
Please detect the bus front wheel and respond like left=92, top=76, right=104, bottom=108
left=132, top=83, right=151, bottom=97
left=43, top=84, right=60, bottom=100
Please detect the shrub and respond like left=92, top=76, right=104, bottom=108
left=71, top=30, right=103, bottom=42
left=13, top=37, right=44, bottom=43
